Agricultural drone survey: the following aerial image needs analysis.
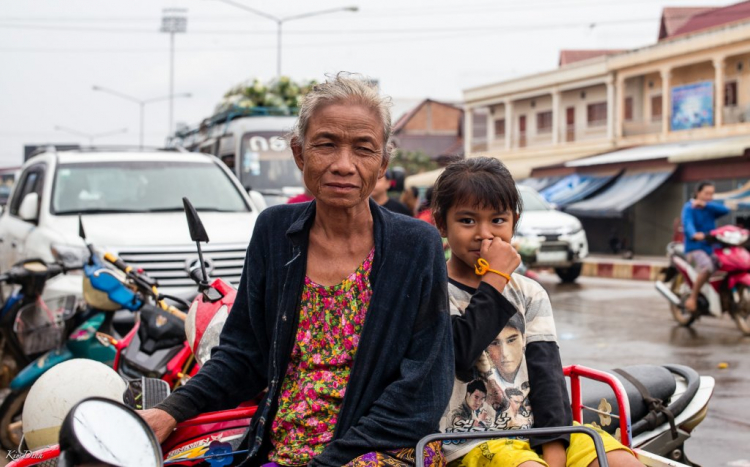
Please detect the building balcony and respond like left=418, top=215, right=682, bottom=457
left=623, top=119, right=662, bottom=137
left=724, top=105, right=750, bottom=125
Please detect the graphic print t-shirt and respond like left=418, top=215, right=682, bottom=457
left=439, top=274, right=558, bottom=461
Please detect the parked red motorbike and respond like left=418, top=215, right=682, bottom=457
left=656, top=224, right=750, bottom=335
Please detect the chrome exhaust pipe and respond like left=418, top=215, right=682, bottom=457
left=655, top=281, right=681, bottom=307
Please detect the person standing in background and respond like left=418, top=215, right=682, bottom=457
left=371, top=169, right=413, bottom=216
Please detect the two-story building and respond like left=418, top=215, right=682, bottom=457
left=411, top=1, right=750, bottom=255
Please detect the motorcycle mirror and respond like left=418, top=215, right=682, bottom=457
left=183, top=197, right=210, bottom=288
left=57, top=397, right=162, bottom=467
left=78, top=216, right=86, bottom=241
left=79, top=215, right=96, bottom=265
left=182, top=198, right=210, bottom=243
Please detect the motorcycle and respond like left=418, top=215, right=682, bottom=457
left=655, top=224, right=750, bottom=335
left=0, top=259, right=81, bottom=387
left=0, top=219, right=193, bottom=450
left=7, top=363, right=711, bottom=467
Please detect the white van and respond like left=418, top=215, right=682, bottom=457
left=0, top=148, right=260, bottom=300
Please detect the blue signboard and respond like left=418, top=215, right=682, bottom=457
left=671, top=81, right=714, bottom=131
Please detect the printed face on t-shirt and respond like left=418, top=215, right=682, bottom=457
left=465, top=389, right=486, bottom=411
left=487, top=326, right=525, bottom=383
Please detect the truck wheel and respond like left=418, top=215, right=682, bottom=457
left=555, top=263, right=582, bottom=283
left=0, top=388, right=29, bottom=450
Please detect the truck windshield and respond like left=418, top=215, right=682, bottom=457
left=52, top=160, right=249, bottom=214
left=239, top=132, right=302, bottom=193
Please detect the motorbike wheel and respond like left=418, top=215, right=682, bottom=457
left=0, top=388, right=29, bottom=451
left=555, top=263, right=582, bottom=283
left=732, top=284, right=750, bottom=336
left=669, top=275, right=696, bottom=327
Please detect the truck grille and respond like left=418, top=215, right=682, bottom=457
left=117, top=243, right=247, bottom=289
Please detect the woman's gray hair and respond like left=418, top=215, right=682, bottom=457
left=290, top=72, right=393, bottom=161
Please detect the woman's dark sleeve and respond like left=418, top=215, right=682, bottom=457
left=525, top=341, right=573, bottom=449
left=310, top=229, right=454, bottom=467
left=452, top=282, right=518, bottom=373
left=155, top=213, right=271, bottom=422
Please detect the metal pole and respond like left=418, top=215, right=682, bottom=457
left=140, top=103, right=145, bottom=149
left=277, top=21, right=282, bottom=80
left=169, top=31, right=175, bottom=135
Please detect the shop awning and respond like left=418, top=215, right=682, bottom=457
left=518, top=176, right=564, bottom=192
left=404, top=168, right=444, bottom=189
left=667, top=134, right=750, bottom=163
left=540, top=171, right=620, bottom=207
left=564, top=168, right=675, bottom=218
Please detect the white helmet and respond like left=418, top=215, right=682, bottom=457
left=23, top=359, right=127, bottom=450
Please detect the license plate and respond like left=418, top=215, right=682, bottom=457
left=537, top=251, right=568, bottom=264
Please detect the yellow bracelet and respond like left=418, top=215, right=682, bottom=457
left=474, top=258, right=511, bottom=283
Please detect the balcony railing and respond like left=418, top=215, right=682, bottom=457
left=623, top=119, right=662, bottom=137
left=723, top=105, right=750, bottom=125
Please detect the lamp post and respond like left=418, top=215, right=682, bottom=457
left=92, top=85, right=191, bottom=148
left=160, top=8, right=188, bottom=135
left=54, top=126, right=128, bottom=146
left=215, top=1, right=358, bottom=79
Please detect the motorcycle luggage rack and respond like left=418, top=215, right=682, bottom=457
left=565, top=365, right=633, bottom=448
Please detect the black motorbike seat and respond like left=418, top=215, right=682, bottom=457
left=567, top=365, right=676, bottom=436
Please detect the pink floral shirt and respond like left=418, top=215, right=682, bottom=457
left=268, top=249, right=374, bottom=466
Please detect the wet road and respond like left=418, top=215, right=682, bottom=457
left=541, top=273, right=750, bottom=466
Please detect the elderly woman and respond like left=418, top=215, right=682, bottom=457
left=142, top=74, right=453, bottom=467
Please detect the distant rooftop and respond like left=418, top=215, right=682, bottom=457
left=660, top=1, right=750, bottom=41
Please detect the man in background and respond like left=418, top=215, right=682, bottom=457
left=371, top=169, right=413, bottom=216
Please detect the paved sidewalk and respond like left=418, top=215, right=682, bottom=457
left=581, top=254, right=668, bottom=281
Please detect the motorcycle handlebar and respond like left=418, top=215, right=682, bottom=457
left=103, top=252, right=132, bottom=274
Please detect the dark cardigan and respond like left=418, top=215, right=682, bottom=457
left=157, top=199, right=454, bottom=466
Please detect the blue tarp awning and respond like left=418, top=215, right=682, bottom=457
left=540, top=171, right=619, bottom=207
left=518, top=176, right=563, bottom=193
left=564, top=169, right=675, bottom=218
left=716, top=181, right=750, bottom=200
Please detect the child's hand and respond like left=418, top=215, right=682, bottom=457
left=480, top=237, right=521, bottom=292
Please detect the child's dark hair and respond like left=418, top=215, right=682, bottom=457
left=431, top=157, right=522, bottom=231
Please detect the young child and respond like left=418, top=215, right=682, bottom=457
left=433, top=157, right=641, bottom=467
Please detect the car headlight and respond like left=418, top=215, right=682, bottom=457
left=560, top=223, right=583, bottom=236
left=50, top=243, right=90, bottom=269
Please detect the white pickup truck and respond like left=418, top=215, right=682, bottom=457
left=0, top=148, right=261, bottom=300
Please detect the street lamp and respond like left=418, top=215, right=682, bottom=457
left=161, top=8, right=188, bottom=135
left=92, top=85, right=191, bottom=149
left=214, top=1, right=358, bottom=79
left=54, top=126, right=128, bottom=146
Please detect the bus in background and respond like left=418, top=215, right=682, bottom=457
left=168, top=107, right=302, bottom=206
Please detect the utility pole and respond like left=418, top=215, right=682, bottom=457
left=161, top=8, right=188, bottom=136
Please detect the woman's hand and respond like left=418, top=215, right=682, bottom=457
left=479, top=237, right=521, bottom=293
left=138, top=408, right=177, bottom=443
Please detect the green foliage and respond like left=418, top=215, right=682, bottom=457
left=216, top=76, right=317, bottom=114
left=390, top=149, right=439, bottom=176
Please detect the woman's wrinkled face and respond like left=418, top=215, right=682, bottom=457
left=293, top=102, right=387, bottom=210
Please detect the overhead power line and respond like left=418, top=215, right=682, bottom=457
left=0, top=16, right=667, bottom=35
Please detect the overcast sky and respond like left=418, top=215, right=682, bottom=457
left=0, top=0, right=734, bottom=166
